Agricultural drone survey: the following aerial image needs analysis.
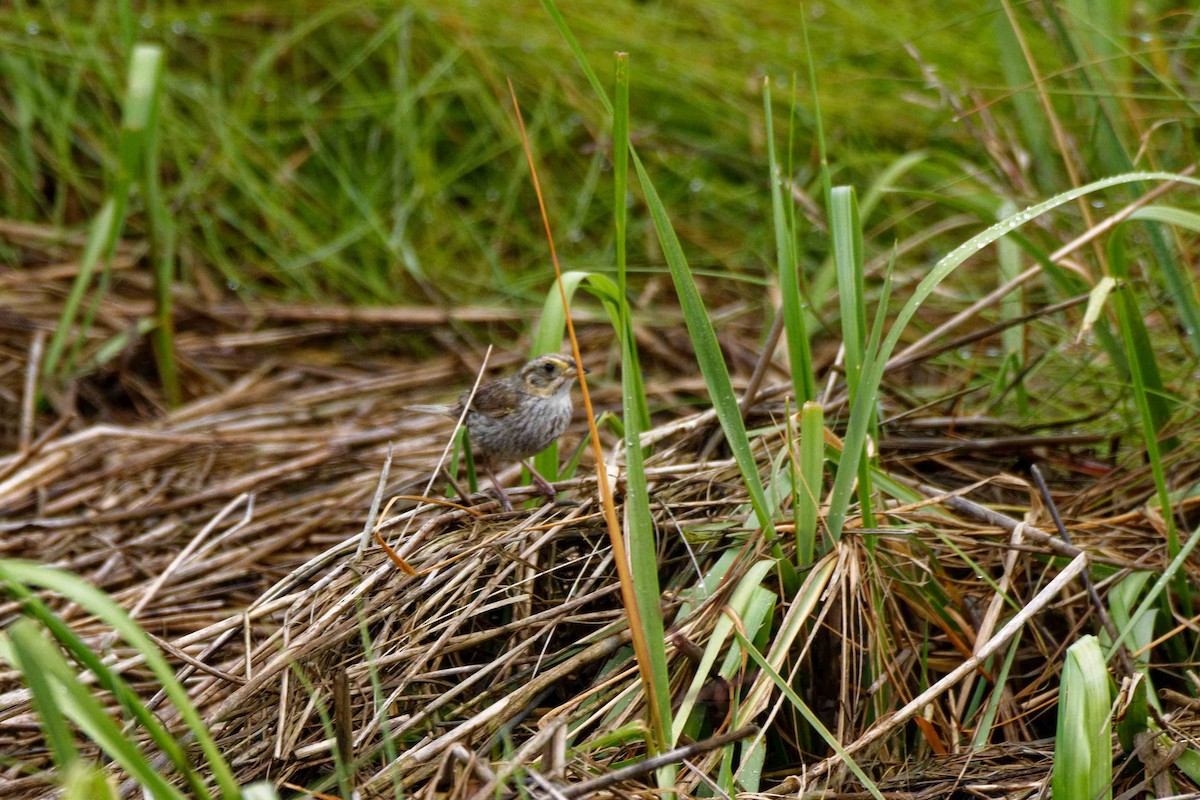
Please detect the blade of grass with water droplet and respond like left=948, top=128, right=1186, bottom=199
left=826, top=171, right=1200, bottom=539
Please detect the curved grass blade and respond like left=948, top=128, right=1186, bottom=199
left=5, top=620, right=80, bottom=773
left=825, top=171, right=1200, bottom=539
left=531, top=269, right=625, bottom=483
left=0, top=560, right=239, bottom=798
left=3, top=619, right=187, bottom=800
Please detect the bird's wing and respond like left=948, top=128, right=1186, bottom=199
left=461, top=380, right=518, bottom=418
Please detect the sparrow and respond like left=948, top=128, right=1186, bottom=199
left=409, top=353, right=586, bottom=510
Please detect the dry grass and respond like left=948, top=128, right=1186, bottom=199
left=2, top=256, right=1200, bottom=799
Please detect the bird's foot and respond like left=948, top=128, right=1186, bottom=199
left=486, top=467, right=515, bottom=512
left=522, top=462, right=560, bottom=502
left=491, top=486, right=514, bottom=512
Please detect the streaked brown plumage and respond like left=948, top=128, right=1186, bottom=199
left=409, top=353, right=585, bottom=509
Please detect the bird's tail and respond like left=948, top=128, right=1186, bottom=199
left=405, top=404, right=457, bottom=418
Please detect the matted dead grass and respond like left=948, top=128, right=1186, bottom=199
left=2, top=256, right=1200, bottom=799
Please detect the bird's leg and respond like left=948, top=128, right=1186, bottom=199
left=485, top=465, right=514, bottom=512
left=522, top=461, right=561, bottom=502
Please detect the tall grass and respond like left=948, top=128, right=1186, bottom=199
left=1, top=2, right=1076, bottom=307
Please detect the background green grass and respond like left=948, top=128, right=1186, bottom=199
left=9, top=0, right=1176, bottom=308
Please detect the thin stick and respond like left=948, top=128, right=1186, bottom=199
left=356, top=443, right=393, bottom=559
left=1030, top=463, right=1133, bottom=678
left=20, top=331, right=45, bottom=451
left=556, top=726, right=758, bottom=798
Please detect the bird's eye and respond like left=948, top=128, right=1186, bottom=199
left=542, top=363, right=555, bottom=373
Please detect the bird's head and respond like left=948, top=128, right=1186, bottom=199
left=519, top=354, right=587, bottom=397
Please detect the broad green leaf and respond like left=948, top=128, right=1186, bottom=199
left=1053, top=635, right=1112, bottom=800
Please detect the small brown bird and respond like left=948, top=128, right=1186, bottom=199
left=409, top=353, right=586, bottom=510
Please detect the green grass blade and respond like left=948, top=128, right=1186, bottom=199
left=6, top=620, right=81, bottom=772
left=128, top=43, right=180, bottom=407
left=1108, top=234, right=1184, bottom=605
left=831, top=186, right=866, bottom=393
left=970, top=631, right=1023, bottom=750
left=1108, top=524, right=1200, bottom=662
left=1107, top=574, right=1154, bottom=751
left=1107, top=231, right=1178, bottom=443
left=611, top=57, right=651, bottom=433
left=830, top=186, right=875, bottom=532
left=613, top=53, right=672, bottom=756
left=632, top=152, right=795, bottom=591
left=531, top=270, right=627, bottom=483
left=764, top=77, right=814, bottom=404
left=800, top=10, right=831, bottom=208
left=614, top=54, right=631, bottom=302
left=532, top=270, right=592, bottom=482
left=795, top=401, right=824, bottom=565
left=1130, top=204, right=1200, bottom=231
left=996, top=201, right=1028, bottom=412
left=0, top=53, right=39, bottom=220
left=537, top=0, right=612, bottom=115
left=42, top=199, right=119, bottom=381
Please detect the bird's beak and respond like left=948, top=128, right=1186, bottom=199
left=570, top=364, right=589, bottom=377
